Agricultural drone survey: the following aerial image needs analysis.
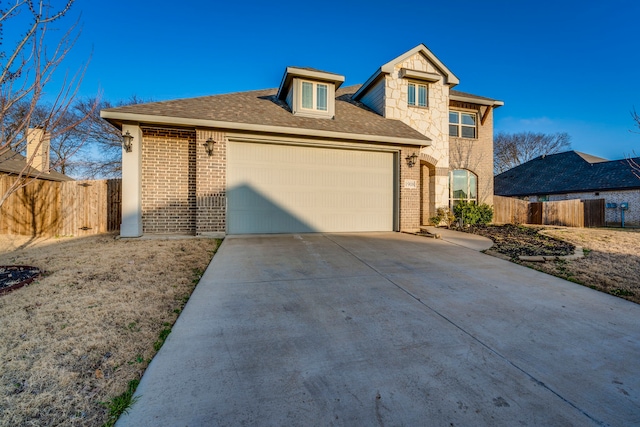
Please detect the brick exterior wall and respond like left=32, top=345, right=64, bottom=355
left=195, top=129, right=227, bottom=234
left=399, top=146, right=421, bottom=231
left=138, top=108, right=494, bottom=234
left=141, top=128, right=196, bottom=234
left=449, top=101, right=495, bottom=206
left=536, top=190, right=640, bottom=226
left=140, top=132, right=423, bottom=234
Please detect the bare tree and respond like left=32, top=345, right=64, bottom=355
left=0, top=0, right=95, bottom=207
left=629, top=108, right=640, bottom=178
left=494, top=131, right=572, bottom=174
left=72, top=96, right=150, bottom=179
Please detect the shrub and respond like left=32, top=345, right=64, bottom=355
left=430, top=207, right=455, bottom=227
left=453, top=201, right=493, bottom=226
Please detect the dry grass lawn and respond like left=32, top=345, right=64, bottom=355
left=0, top=233, right=220, bottom=426
left=525, top=227, right=640, bottom=303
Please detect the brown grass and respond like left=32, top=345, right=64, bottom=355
left=524, top=227, right=640, bottom=304
left=0, top=233, right=220, bottom=426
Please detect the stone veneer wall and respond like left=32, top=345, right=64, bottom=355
left=195, top=129, right=226, bottom=234
left=541, top=190, right=640, bottom=226
left=141, top=128, right=196, bottom=234
left=383, top=52, right=450, bottom=209
left=449, top=101, right=495, bottom=206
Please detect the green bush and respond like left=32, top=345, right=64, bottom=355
left=453, top=201, right=493, bottom=226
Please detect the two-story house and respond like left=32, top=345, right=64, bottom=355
left=101, top=44, right=502, bottom=237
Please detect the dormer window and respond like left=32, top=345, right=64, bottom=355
left=408, top=82, right=428, bottom=107
left=277, top=67, right=345, bottom=120
left=302, top=81, right=328, bottom=111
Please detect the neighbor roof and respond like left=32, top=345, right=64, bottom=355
left=494, top=150, right=640, bottom=196
left=101, top=85, right=432, bottom=146
left=0, top=149, right=73, bottom=182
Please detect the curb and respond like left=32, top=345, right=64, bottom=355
left=519, top=246, right=584, bottom=262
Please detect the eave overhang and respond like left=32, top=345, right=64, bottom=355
left=100, top=110, right=431, bottom=147
left=451, top=93, right=504, bottom=108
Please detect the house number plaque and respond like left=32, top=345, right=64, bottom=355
left=404, top=179, right=417, bottom=189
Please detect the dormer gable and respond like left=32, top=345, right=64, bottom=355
left=277, top=67, right=345, bottom=119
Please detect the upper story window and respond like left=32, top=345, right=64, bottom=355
left=408, top=82, right=428, bottom=107
left=449, top=111, right=476, bottom=138
left=277, top=67, right=344, bottom=120
left=301, top=81, right=328, bottom=111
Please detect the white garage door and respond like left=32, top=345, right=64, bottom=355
left=227, top=141, right=395, bottom=234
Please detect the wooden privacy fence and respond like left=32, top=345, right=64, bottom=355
left=493, top=196, right=530, bottom=224
left=0, top=176, right=121, bottom=237
left=493, top=195, right=605, bottom=228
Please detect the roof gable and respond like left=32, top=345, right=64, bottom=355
left=353, top=44, right=459, bottom=102
left=380, top=44, right=459, bottom=86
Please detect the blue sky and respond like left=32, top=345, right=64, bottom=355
left=39, top=0, right=640, bottom=160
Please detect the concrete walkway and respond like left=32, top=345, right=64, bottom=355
left=117, top=232, right=640, bottom=427
left=420, top=226, right=494, bottom=251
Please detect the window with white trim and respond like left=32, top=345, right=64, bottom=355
left=408, top=82, right=428, bottom=107
left=449, top=169, right=477, bottom=206
left=301, top=81, right=328, bottom=111
left=449, top=111, right=477, bottom=138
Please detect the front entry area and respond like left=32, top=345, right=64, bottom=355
left=226, top=141, right=396, bottom=234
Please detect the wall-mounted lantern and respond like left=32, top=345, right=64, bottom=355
left=405, top=152, right=418, bottom=168
left=121, top=131, right=134, bottom=153
left=203, top=137, right=216, bottom=156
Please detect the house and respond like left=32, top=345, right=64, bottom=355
left=0, top=128, right=73, bottom=182
left=101, top=44, right=503, bottom=237
left=494, top=150, right=640, bottom=226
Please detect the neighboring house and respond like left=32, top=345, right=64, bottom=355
left=101, top=44, right=503, bottom=237
left=494, top=150, right=640, bottom=226
left=0, top=129, right=73, bottom=182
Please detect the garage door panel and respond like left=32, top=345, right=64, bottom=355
left=228, top=142, right=394, bottom=234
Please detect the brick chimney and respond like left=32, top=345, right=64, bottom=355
left=26, top=128, right=51, bottom=173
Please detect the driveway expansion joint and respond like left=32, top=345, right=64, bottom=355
left=324, top=234, right=604, bottom=427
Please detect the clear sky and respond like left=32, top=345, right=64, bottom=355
left=38, top=0, right=640, bottom=160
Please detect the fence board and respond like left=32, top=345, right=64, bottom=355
left=493, top=195, right=605, bottom=228
left=0, top=176, right=121, bottom=237
left=493, top=195, right=529, bottom=224
left=584, top=199, right=605, bottom=227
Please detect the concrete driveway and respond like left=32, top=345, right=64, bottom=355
left=117, top=232, right=640, bottom=426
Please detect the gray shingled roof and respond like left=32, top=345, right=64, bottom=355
left=0, top=149, right=73, bottom=182
left=494, top=151, right=640, bottom=196
left=102, top=85, right=430, bottom=142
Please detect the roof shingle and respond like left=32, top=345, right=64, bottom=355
left=0, top=149, right=73, bottom=182
left=102, top=85, right=431, bottom=142
left=494, top=151, right=640, bottom=196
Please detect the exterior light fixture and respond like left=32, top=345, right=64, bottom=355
left=203, top=137, right=216, bottom=156
left=405, top=152, right=418, bottom=167
left=121, top=131, right=134, bottom=153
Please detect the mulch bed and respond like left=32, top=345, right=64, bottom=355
left=0, top=266, right=41, bottom=295
left=457, top=224, right=575, bottom=258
